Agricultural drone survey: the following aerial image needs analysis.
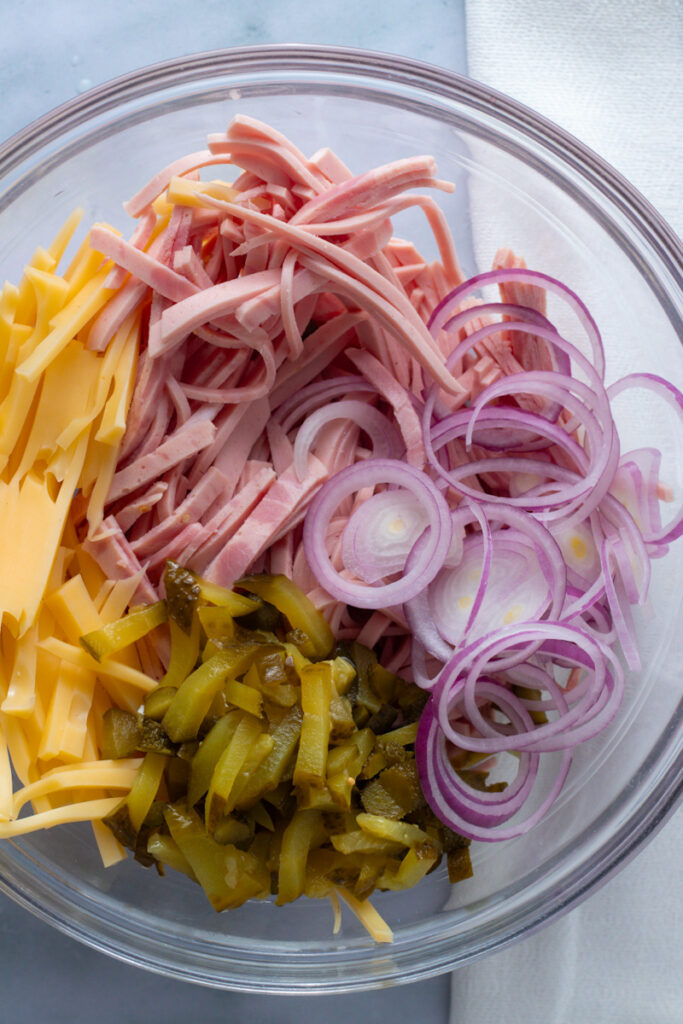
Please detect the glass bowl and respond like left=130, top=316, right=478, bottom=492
left=0, top=45, right=681, bottom=994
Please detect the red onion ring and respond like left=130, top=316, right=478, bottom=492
left=303, top=459, right=452, bottom=608
left=292, top=400, right=403, bottom=481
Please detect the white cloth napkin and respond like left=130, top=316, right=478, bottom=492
left=465, top=0, right=682, bottom=235
left=451, top=3, right=683, bottom=1021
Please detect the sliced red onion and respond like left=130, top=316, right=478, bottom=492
left=428, top=268, right=605, bottom=379
left=274, top=374, right=377, bottom=432
left=610, top=449, right=665, bottom=552
left=416, top=698, right=573, bottom=842
left=606, top=373, right=682, bottom=545
left=292, top=400, right=403, bottom=481
left=417, top=622, right=624, bottom=810
left=296, top=269, right=678, bottom=844
left=340, top=489, right=430, bottom=583
left=547, top=516, right=601, bottom=588
left=600, top=539, right=641, bottom=671
left=303, top=459, right=452, bottom=608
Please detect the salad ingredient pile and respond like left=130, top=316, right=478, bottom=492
left=0, top=116, right=680, bottom=933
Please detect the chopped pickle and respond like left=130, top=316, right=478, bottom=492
left=95, top=566, right=474, bottom=936
left=512, top=684, right=549, bottom=725
left=372, top=760, right=424, bottom=816
left=377, top=845, right=439, bottom=891
left=331, top=656, right=356, bottom=694
left=238, top=574, right=335, bottom=658
left=103, top=751, right=168, bottom=846
left=163, top=561, right=200, bottom=633
left=161, top=617, right=201, bottom=689
left=213, top=815, right=252, bottom=846
left=355, top=813, right=437, bottom=851
left=277, top=808, right=325, bottom=905
left=366, top=703, right=399, bottom=734
left=166, top=756, right=190, bottom=802
left=360, top=777, right=406, bottom=819
left=458, top=769, right=508, bottom=794
left=164, top=804, right=268, bottom=911
left=101, top=708, right=175, bottom=758
left=80, top=601, right=168, bottom=661
left=380, top=721, right=419, bottom=747
left=139, top=716, right=176, bottom=755
left=239, top=599, right=282, bottom=634
left=144, top=685, right=179, bottom=721
left=147, top=832, right=197, bottom=881
left=293, top=661, right=332, bottom=789
left=187, top=712, right=241, bottom=807
left=101, top=708, right=142, bottom=760
left=328, top=691, right=356, bottom=741
left=447, top=846, right=474, bottom=884
left=196, top=605, right=237, bottom=641
left=162, top=644, right=260, bottom=742
left=194, top=577, right=262, bottom=616
left=330, top=830, right=404, bottom=857
left=224, top=677, right=263, bottom=718
left=232, top=705, right=302, bottom=808
left=205, top=712, right=264, bottom=830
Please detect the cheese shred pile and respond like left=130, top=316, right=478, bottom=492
left=0, top=210, right=150, bottom=864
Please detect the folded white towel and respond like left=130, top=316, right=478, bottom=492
left=466, top=0, right=682, bottom=234
left=449, top=4, right=683, bottom=1022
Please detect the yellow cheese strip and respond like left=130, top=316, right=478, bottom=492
left=3, top=633, right=48, bottom=789
left=95, top=311, right=140, bottom=445
left=90, top=819, right=127, bottom=867
left=0, top=797, right=121, bottom=837
left=20, top=267, right=71, bottom=354
left=82, top=439, right=118, bottom=532
left=151, top=193, right=174, bottom=218
left=54, top=354, right=104, bottom=451
left=0, top=711, right=34, bottom=787
left=39, top=637, right=157, bottom=698
left=12, top=760, right=139, bottom=815
left=13, top=340, right=102, bottom=480
left=0, top=323, right=31, bottom=405
left=335, top=887, right=394, bottom=943
left=0, top=280, right=19, bottom=323
left=39, top=660, right=95, bottom=763
left=47, top=207, right=85, bottom=267
left=74, top=544, right=108, bottom=599
left=99, top=574, right=144, bottom=623
left=0, top=281, right=20, bottom=370
left=45, top=546, right=75, bottom=597
left=40, top=577, right=104, bottom=761
left=14, top=246, right=57, bottom=326
left=34, top=634, right=62, bottom=727
left=0, top=432, right=89, bottom=635
left=0, top=377, right=42, bottom=474
left=0, top=723, right=12, bottom=821
left=0, top=209, right=147, bottom=856
left=88, top=681, right=113, bottom=757
left=328, top=889, right=342, bottom=935
left=62, top=225, right=116, bottom=301
left=1, top=620, right=39, bottom=715
left=166, top=176, right=239, bottom=208
left=46, top=574, right=104, bottom=642
left=16, top=265, right=115, bottom=383
left=0, top=272, right=71, bottom=472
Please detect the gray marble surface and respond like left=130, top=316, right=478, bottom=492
left=0, top=2, right=464, bottom=1019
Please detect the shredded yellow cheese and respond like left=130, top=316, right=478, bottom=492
left=0, top=211, right=145, bottom=848
left=335, top=887, right=394, bottom=944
